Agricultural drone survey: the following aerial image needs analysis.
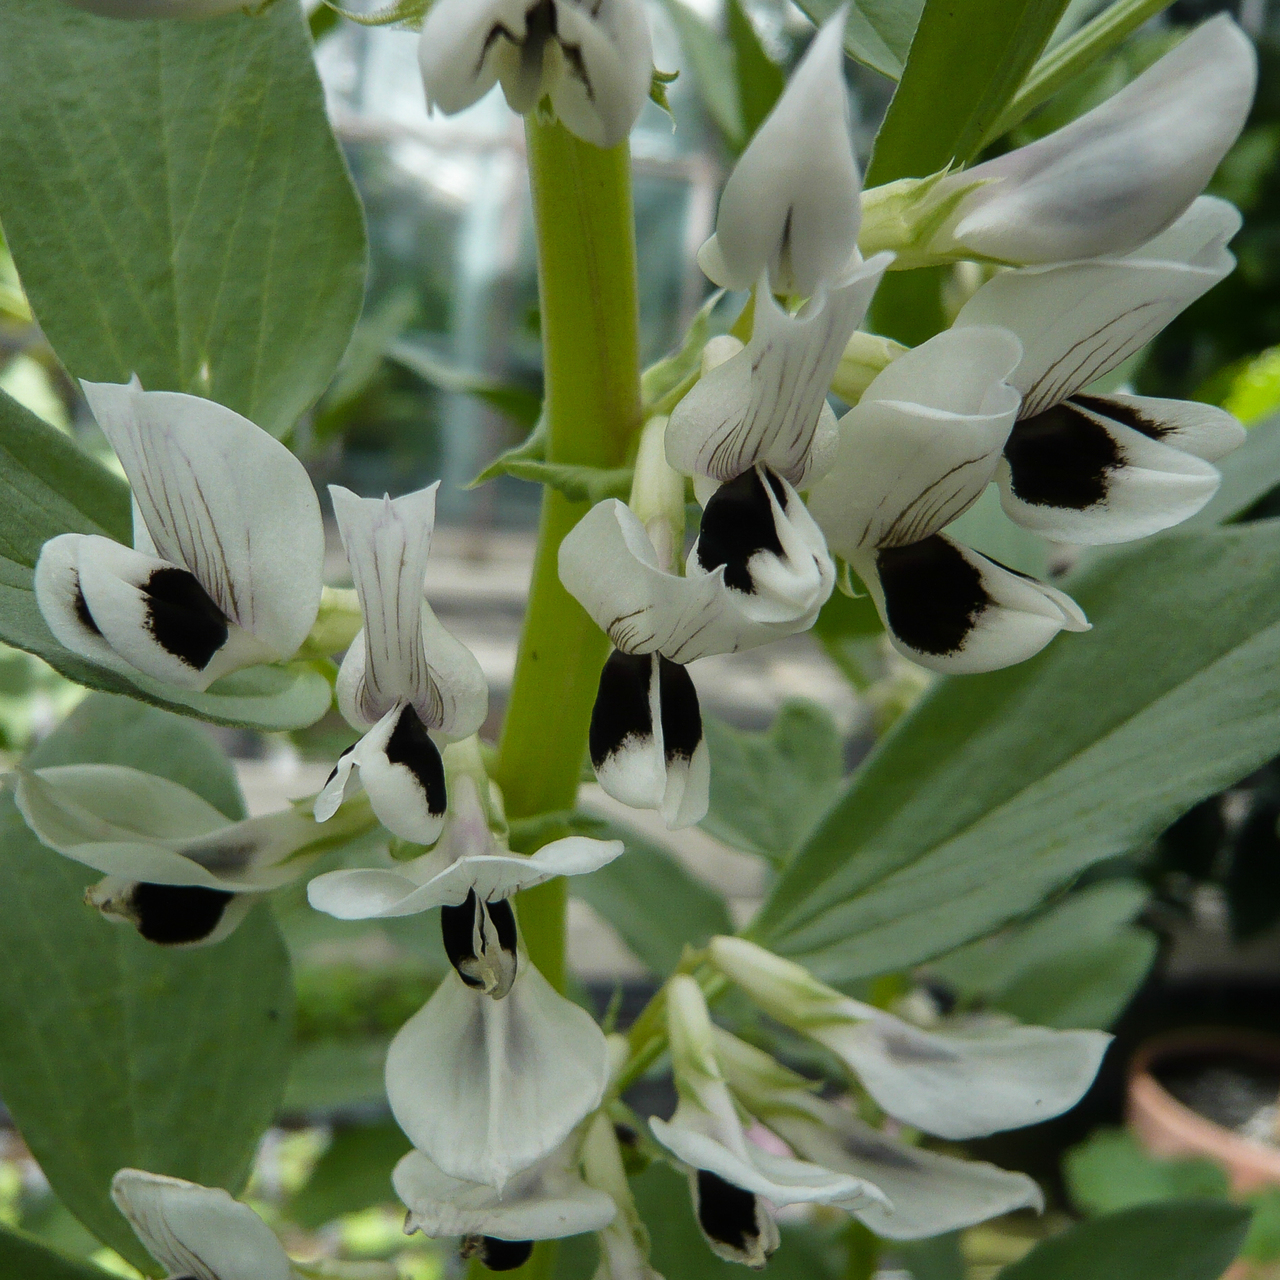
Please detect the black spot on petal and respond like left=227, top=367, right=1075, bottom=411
left=486, top=896, right=518, bottom=956
left=479, top=1238, right=534, bottom=1271
left=696, top=1170, right=759, bottom=1256
left=1004, top=403, right=1122, bottom=511
left=73, top=574, right=102, bottom=637
left=877, top=537, right=988, bottom=657
left=131, top=883, right=235, bottom=946
left=696, top=468, right=786, bottom=594
left=1072, top=392, right=1173, bottom=441
left=658, top=657, right=701, bottom=765
left=142, top=567, right=229, bottom=671
left=441, top=890, right=487, bottom=990
left=385, top=705, right=446, bottom=817
left=590, top=650, right=654, bottom=770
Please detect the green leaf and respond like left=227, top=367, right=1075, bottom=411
left=0, top=694, right=293, bottom=1272
left=1064, top=1129, right=1230, bottom=1218
left=898, top=1233, right=965, bottom=1280
left=641, top=291, right=722, bottom=411
left=0, top=0, right=367, bottom=440
left=812, top=588, right=885, bottom=687
left=794, top=0, right=927, bottom=81
left=866, top=0, right=1074, bottom=184
left=660, top=0, right=745, bottom=148
left=569, top=813, right=733, bottom=976
left=470, top=412, right=633, bottom=502
left=998, top=1202, right=1251, bottom=1280
left=755, top=521, right=1280, bottom=983
left=947, top=485, right=1051, bottom=579
left=0, top=1226, right=108, bottom=1280
left=390, top=338, right=542, bottom=429
left=701, top=701, right=845, bottom=865
left=930, top=881, right=1157, bottom=1029
left=727, top=0, right=785, bottom=141
left=284, top=1037, right=390, bottom=1112
left=287, top=1122, right=411, bottom=1228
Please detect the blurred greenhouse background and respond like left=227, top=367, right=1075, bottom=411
left=9, top=0, right=1280, bottom=1275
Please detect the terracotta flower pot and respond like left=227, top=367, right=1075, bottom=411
left=1128, top=1029, right=1280, bottom=1195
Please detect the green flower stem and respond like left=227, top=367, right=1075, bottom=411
left=481, top=116, right=641, bottom=1280
left=496, top=116, right=642, bottom=992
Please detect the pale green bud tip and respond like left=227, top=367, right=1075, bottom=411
left=441, top=737, right=506, bottom=834
left=628, top=414, right=685, bottom=572
left=301, top=586, right=363, bottom=658
left=708, top=936, right=844, bottom=1028
left=831, top=331, right=908, bottom=406
left=665, top=974, right=721, bottom=1081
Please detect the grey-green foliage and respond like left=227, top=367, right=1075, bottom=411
left=0, top=387, right=131, bottom=690
left=757, top=520, right=1280, bottom=984
left=701, top=701, right=845, bottom=865
left=568, top=814, right=733, bottom=975
left=794, top=0, right=926, bottom=80
left=0, top=0, right=366, bottom=441
left=287, top=1123, right=411, bottom=1229
left=929, top=880, right=1157, bottom=1029
left=0, top=1227, right=107, bottom=1280
left=1064, top=1129, right=1230, bottom=1217
left=0, top=695, right=293, bottom=1274
left=998, top=1202, right=1251, bottom=1280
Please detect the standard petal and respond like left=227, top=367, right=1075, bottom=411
left=666, top=257, right=890, bottom=486
left=349, top=702, right=448, bottom=845
left=807, top=327, right=1022, bottom=558
left=955, top=197, right=1240, bottom=418
left=386, top=964, right=609, bottom=1188
left=331, top=486, right=487, bottom=736
left=418, top=0, right=521, bottom=114
left=820, top=1013, right=1111, bottom=1141
left=998, top=398, right=1222, bottom=544
left=111, top=1169, right=292, bottom=1280
left=560, top=501, right=781, bottom=663
left=81, top=381, right=323, bottom=659
left=939, top=16, right=1255, bottom=263
left=700, top=10, right=862, bottom=295
left=547, top=0, right=653, bottom=149
left=855, top=534, right=1089, bottom=674
left=394, top=1147, right=616, bottom=1242
left=689, top=467, right=834, bottom=626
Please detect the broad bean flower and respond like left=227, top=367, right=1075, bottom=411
left=36, top=380, right=324, bottom=695
left=419, top=0, right=653, bottom=149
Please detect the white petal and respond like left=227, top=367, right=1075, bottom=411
left=819, top=1012, right=1111, bottom=1141
left=33, top=534, right=142, bottom=680
left=998, top=400, right=1222, bottom=544
left=807, top=327, right=1022, bottom=558
left=701, top=10, right=862, bottom=295
left=111, top=1169, right=292, bottom=1280
left=650, top=1119, right=886, bottom=1211
left=560, top=501, right=783, bottom=663
left=386, top=964, right=609, bottom=1188
left=81, top=381, right=323, bottom=659
left=588, top=651, right=708, bottom=829
left=941, top=16, right=1255, bottom=263
left=855, top=534, right=1089, bottom=674
left=394, top=1146, right=616, bottom=1241
left=771, top=1108, right=1041, bottom=1240
left=348, top=703, right=448, bottom=845
left=307, top=840, right=623, bottom=919
left=313, top=744, right=358, bottom=823
left=955, top=197, right=1240, bottom=418
left=74, top=536, right=274, bottom=691
left=1080, top=392, right=1245, bottom=463
left=547, top=0, right=653, bottom=149
left=687, top=468, right=834, bottom=627
left=418, top=0, right=517, bottom=114
left=666, top=258, right=890, bottom=486
left=17, top=765, right=322, bottom=891
left=331, top=485, right=487, bottom=736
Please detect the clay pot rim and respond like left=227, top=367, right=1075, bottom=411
left=1130, top=1027, right=1280, bottom=1081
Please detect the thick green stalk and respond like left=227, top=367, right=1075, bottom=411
left=483, top=115, right=642, bottom=1280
